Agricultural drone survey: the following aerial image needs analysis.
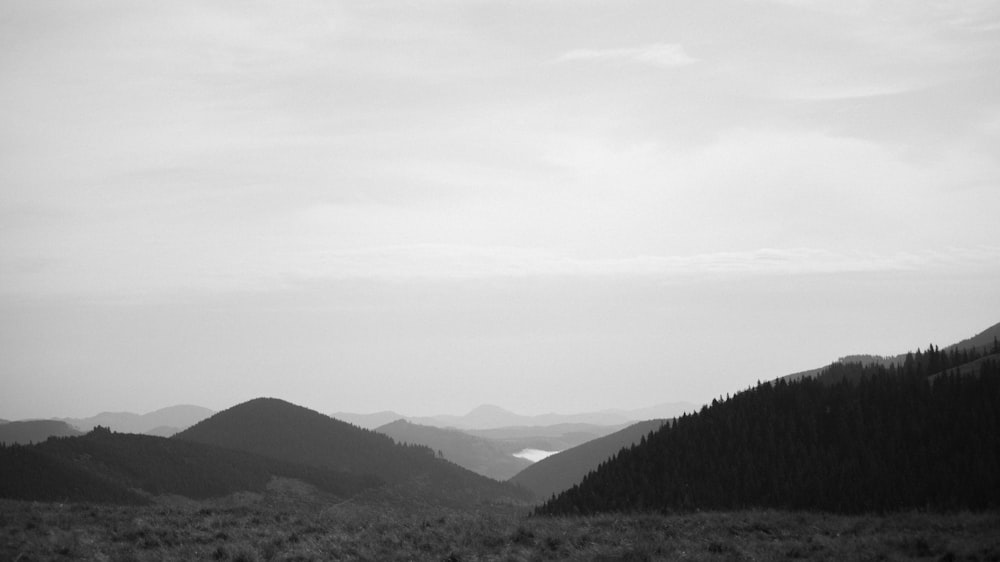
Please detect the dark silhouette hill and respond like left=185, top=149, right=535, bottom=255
left=0, top=420, right=82, bottom=445
left=0, top=426, right=377, bottom=504
left=376, top=419, right=532, bottom=481
left=174, top=398, right=533, bottom=505
left=510, top=419, right=666, bottom=501
left=539, top=336, right=1000, bottom=515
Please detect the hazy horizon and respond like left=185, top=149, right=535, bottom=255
left=2, top=1, right=999, bottom=421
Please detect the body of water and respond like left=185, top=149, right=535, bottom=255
left=513, top=448, right=560, bottom=463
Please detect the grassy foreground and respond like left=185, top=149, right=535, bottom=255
left=2, top=482, right=998, bottom=561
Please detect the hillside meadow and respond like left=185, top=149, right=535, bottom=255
left=3, top=480, right=999, bottom=561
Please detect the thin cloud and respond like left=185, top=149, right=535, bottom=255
left=554, top=43, right=697, bottom=68
left=285, top=245, right=1000, bottom=283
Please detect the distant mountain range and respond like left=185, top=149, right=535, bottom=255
left=334, top=402, right=698, bottom=430
left=0, top=405, right=216, bottom=445
left=60, top=404, right=215, bottom=435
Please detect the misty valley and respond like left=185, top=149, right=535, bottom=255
left=2, top=321, right=1000, bottom=561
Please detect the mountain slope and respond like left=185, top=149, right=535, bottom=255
left=0, top=420, right=82, bottom=445
left=510, top=419, right=667, bottom=501
left=376, top=419, right=532, bottom=481
left=782, top=320, right=1000, bottom=382
left=332, top=410, right=406, bottom=430
left=0, top=427, right=377, bottom=504
left=62, top=404, right=214, bottom=434
left=539, top=339, right=1000, bottom=515
left=174, top=398, right=532, bottom=505
left=946, top=321, right=1000, bottom=354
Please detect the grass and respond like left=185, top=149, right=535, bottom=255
left=2, top=481, right=999, bottom=561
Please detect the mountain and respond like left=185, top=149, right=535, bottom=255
left=0, top=420, right=82, bottom=445
left=946, top=320, right=1000, bottom=354
left=332, top=410, right=406, bottom=430
left=334, top=402, right=695, bottom=431
left=144, top=425, right=185, bottom=437
left=0, top=426, right=377, bottom=505
left=375, top=419, right=532, bottom=481
left=447, top=404, right=531, bottom=429
left=510, top=419, right=667, bottom=501
left=174, top=398, right=532, bottom=505
left=62, top=404, right=214, bottom=435
left=539, top=336, right=1000, bottom=515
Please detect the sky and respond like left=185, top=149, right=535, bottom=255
left=2, top=0, right=999, bottom=420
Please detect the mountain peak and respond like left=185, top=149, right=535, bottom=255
left=175, top=396, right=533, bottom=505
left=466, top=404, right=515, bottom=417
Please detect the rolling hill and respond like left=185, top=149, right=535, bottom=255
left=375, top=419, right=532, bottom=481
left=62, top=404, right=214, bottom=435
left=174, top=398, right=533, bottom=505
left=0, top=426, right=378, bottom=504
left=0, top=420, right=82, bottom=445
left=510, top=419, right=667, bottom=501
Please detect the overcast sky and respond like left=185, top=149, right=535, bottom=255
left=2, top=0, right=999, bottom=420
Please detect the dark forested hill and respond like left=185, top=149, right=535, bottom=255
left=0, top=420, right=82, bottom=445
left=375, top=419, right=532, bottom=481
left=174, top=398, right=532, bottom=505
left=539, top=341, right=1000, bottom=515
left=510, top=419, right=666, bottom=501
left=0, top=427, right=377, bottom=504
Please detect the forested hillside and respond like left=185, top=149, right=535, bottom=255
left=0, top=427, right=378, bottom=504
left=539, top=342, right=1000, bottom=515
